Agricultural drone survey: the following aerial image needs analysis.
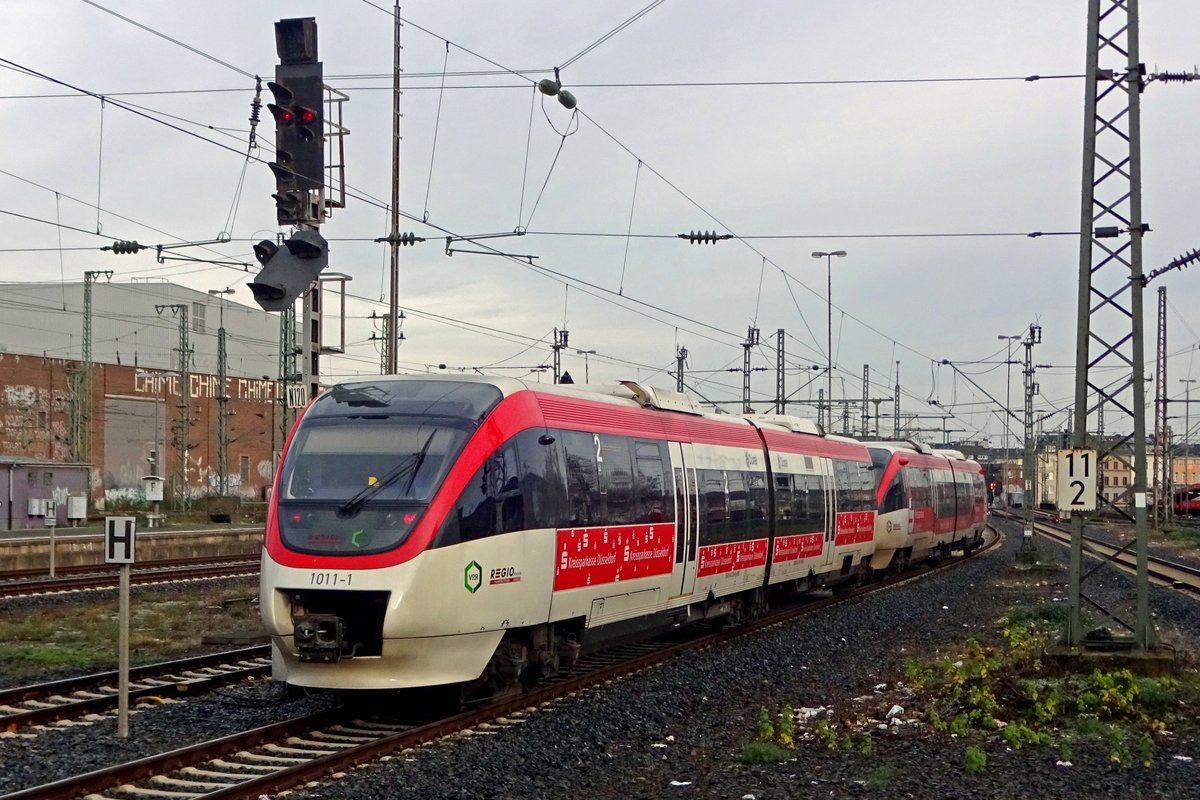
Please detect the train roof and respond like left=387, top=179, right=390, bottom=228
left=861, top=439, right=936, bottom=454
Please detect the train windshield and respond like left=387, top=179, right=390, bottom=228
left=274, top=380, right=503, bottom=555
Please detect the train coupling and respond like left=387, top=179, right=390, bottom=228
left=294, top=614, right=347, bottom=663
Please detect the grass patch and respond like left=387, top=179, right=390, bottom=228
left=1164, top=525, right=1200, bottom=549
left=1014, top=544, right=1061, bottom=570
left=0, top=584, right=263, bottom=681
left=865, top=764, right=895, bottom=787
left=898, top=611, right=1200, bottom=771
left=1006, top=602, right=1070, bottom=627
left=738, top=741, right=792, bottom=764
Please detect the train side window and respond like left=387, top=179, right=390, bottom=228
left=907, top=467, right=932, bottom=510
left=774, top=474, right=795, bottom=536
left=562, top=430, right=600, bottom=526
left=881, top=474, right=906, bottom=514
left=725, top=471, right=748, bottom=542
left=599, top=434, right=634, bottom=525
left=440, top=461, right=490, bottom=545
left=633, top=440, right=670, bottom=524
left=515, top=428, right=567, bottom=529
left=934, top=471, right=954, bottom=519
left=698, top=469, right=726, bottom=543
left=495, top=446, right=524, bottom=534
left=789, top=473, right=825, bottom=533
left=746, top=472, right=768, bottom=533
left=439, top=444, right=522, bottom=543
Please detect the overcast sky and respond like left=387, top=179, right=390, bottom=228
left=2, top=1, right=1199, bottom=447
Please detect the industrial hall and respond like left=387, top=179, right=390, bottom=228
left=0, top=279, right=296, bottom=528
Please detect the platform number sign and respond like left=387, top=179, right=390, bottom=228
left=105, top=516, right=137, bottom=564
left=1055, top=448, right=1098, bottom=513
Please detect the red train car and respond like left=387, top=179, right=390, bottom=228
left=258, top=376, right=914, bottom=698
left=866, top=441, right=987, bottom=570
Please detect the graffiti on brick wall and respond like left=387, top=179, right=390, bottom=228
left=133, top=369, right=278, bottom=403
left=4, top=384, right=37, bottom=408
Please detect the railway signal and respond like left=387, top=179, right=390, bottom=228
left=248, top=230, right=329, bottom=311
left=268, top=18, right=323, bottom=224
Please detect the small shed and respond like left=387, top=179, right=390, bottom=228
left=0, top=457, right=91, bottom=530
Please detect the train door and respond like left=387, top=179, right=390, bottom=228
left=821, top=457, right=838, bottom=568
left=668, top=441, right=698, bottom=597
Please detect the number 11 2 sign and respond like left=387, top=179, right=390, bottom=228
left=1055, top=448, right=1098, bottom=512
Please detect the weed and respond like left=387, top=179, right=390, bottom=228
left=859, top=735, right=876, bottom=757
left=1075, top=669, right=1139, bottom=719
left=755, top=706, right=775, bottom=742
left=777, top=706, right=795, bottom=748
left=1138, top=733, right=1155, bottom=768
left=964, top=745, right=988, bottom=774
left=865, top=764, right=895, bottom=787
left=1002, top=722, right=1052, bottom=750
left=1134, top=676, right=1177, bottom=709
left=812, top=718, right=842, bottom=751
left=1006, top=603, right=1070, bottom=627
left=739, top=741, right=792, bottom=764
left=1105, top=724, right=1130, bottom=766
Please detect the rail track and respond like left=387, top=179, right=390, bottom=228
left=1002, top=512, right=1200, bottom=597
left=2, top=529, right=1000, bottom=800
left=0, top=555, right=259, bottom=599
left=0, top=646, right=272, bottom=731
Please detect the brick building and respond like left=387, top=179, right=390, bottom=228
left=0, top=353, right=283, bottom=509
left=0, top=281, right=295, bottom=511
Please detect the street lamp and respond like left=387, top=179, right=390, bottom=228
left=812, top=250, right=846, bottom=430
left=998, top=334, right=1021, bottom=464
left=575, top=349, right=597, bottom=383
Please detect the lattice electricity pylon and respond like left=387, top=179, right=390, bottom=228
left=1153, top=285, right=1169, bottom=527
left=742, top=327, right=760, bottom=413
left=156, top=304, right=191, bottom=511
left=278, top=304, right=300, bottom=451
left=1066, top=0, right=1155, bottom=649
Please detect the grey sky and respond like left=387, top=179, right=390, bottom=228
left=2, top=1, right=1198, bottom=445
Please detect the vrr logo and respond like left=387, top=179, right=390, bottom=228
left=464, top=560, right=483, bottom=593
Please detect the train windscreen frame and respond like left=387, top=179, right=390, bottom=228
left=275, top=380, right=503, bottom=556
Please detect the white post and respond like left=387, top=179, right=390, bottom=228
left=118, top=563, right=130, bottom=738
left=105, top=516, right=136, bottom=738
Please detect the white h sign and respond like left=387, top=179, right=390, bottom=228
left=105, top=516, right=137, bottom=564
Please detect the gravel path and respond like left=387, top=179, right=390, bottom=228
left=1, top=522, right=1197, bottom=799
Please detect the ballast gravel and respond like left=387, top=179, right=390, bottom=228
left=1, top=521, right=1197, bottom=799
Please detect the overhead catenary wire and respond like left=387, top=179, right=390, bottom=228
left=558, top=0, right=667, bottom=70
left=0, top=6, right=1104, bottom=441
left=0, top=72, right=1087, bottom=101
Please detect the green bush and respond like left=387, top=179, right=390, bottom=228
left=964, top=745, right=988, bottom=774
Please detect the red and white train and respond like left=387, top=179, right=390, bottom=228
left=259, top=375, right=986, bottom=697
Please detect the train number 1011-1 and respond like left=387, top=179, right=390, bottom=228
left=309, top=571, right=353, bottom=586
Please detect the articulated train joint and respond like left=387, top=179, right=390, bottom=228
left=294, top=614, right=347, bottom=663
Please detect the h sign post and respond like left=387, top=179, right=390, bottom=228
left=105, top=516, right=136, bottom=737
left=105, top=516, right=136, bottom=564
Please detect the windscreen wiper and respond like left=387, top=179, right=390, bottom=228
left=337, top=431, right=436, bottom=516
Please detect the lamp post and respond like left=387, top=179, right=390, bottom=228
left=812, top=250, right=846, bottom=430
left=207, top=288, right=234, bottom=496
left=575, top=349, right=597, bottom=383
